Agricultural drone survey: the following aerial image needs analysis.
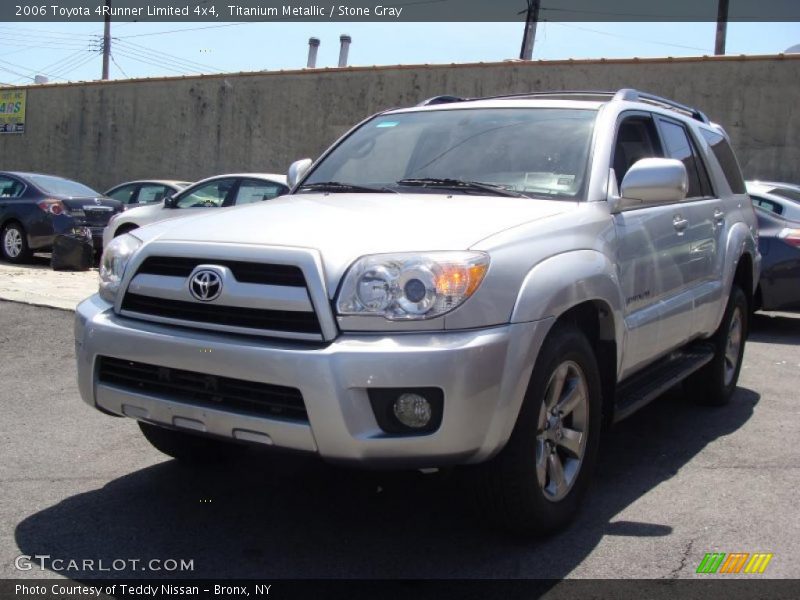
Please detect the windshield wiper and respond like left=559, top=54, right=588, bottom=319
left=396, top=178, right=529, bottom=198
left=297, top=181, right=386, bottom=193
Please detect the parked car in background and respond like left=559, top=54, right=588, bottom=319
left=0, top=171, right=123, bottom=263
left=103, top=173, right=289, bottom=247
left=747, top=181, right=800, bottom=311
left=105, top=180, right=192, bottom=208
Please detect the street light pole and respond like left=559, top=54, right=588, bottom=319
left=715, top=0, right=729, bottom=55
left=519, top=0, right=541, bottom=60
left=102, top=0, right=111, bottom=79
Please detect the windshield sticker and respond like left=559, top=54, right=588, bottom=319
left=376, top=121, right=399, bottom=128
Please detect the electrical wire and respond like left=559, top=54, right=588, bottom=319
left=110, top=52, right=130, bottom=78
left=50, top=51, right=100, bottom=80
left=113, top=48, right=201, bottom=75
left=545, top=21, right=711, bottom=52
left=114, top=39, right=222, bottom=73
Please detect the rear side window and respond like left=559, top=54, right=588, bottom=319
left=750, top=195, right=784, bottom=216
left=657, top=118, right=713, bottom=198
left=700, top=129, right=746, bottom=194
left=0, top=176, right=25, bottom=197
left=768, top=187, right=800, bottom=203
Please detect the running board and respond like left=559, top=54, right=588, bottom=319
left=613, top=344, right=715, bottom=423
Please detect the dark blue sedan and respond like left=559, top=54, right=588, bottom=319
left=0, top=171, right=123, bottom=263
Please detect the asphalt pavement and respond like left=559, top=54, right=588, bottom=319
left=1, top=299, right=798, bottom=580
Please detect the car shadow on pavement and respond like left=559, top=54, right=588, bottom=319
left=15, top=386, right=758, bottom=580
left=750, top=312, right=800, bottom=345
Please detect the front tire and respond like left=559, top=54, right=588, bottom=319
left=138, top=421, right=246, bottom=463
left=1, top=221, right=32, bottom=263
left=476, top=323, right=603, bottom=536
left=688, top=285, right=748, bottom=406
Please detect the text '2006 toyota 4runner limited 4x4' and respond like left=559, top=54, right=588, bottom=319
left=75, top=89, right=759, bottom=534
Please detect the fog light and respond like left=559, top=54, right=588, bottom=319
left=393, top=393, right=432, bottom=429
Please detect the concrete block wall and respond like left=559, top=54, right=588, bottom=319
left=1, top=54, right=797, bottom=191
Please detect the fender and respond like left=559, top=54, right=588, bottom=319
left=711, top=220, right=759, bottom=332
left=510, top=249, right=626, bottom=370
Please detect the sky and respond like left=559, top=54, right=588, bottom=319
left=0, top=21, right=799, bottom=85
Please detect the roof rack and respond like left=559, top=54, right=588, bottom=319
left=414, top=88, right=709, bottom=123
left=612, top=88, right=709, bottom=123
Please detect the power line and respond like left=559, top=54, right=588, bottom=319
left=546, top=21, right=710, bottom=52
left=116, top=22, right=252, bottom=39
left=114, top=39, right=222, bottom=73
left=110, top=52, right=129, bottom=78
left=113, top=48, right=202, bottom=75
left=0, top=25, right=96, bottom=38
left=50, top=51, right=100, bottom=80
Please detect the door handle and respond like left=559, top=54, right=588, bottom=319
left=713, top=209, right=725, bottom=225
left=673, top=215, right=689, bottom=233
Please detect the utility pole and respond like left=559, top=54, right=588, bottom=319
left=102, top=0, right=111, bottom=79
left=715, top=0, right=729, bottom=55
left=519, top=0, right=541, bottom=60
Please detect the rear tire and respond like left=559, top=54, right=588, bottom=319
left=688, top=285, right=748, bottom=406
left=475, top=323, right=602, bottom=536
left=1, top=221, right=32, bottom=263
left=138, top=421, right=246, bottom=463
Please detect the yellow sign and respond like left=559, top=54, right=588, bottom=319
left=0, top=89, right=26, bottom=134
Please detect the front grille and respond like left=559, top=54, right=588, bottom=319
left=137, top=256, right=306, bottom=286
left=121, top=293, right=322, bottom=334
left=98, top=356, right=308, bottom=422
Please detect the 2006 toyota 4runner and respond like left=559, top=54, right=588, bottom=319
left=75, top=89, right=759, bottom=534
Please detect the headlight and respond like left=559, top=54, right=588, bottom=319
left=98, top=234, right=141, bottom=303
left=337, top=252, right=490, bottom=320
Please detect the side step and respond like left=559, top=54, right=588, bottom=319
left=613, top=344, right=715, bottom=423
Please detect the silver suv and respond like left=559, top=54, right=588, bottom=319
left=75, top=89, right=759, bottom=534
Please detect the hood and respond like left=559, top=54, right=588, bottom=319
left=137, top=192, right=576, bottom=283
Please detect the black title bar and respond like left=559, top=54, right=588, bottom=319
left=4, top=0, right=800, bottom=22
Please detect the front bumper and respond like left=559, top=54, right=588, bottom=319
left=75, top=295, right=552, bottom=467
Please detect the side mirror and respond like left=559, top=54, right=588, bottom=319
left=613, top=158, right=688, bottom=212
left=163, top=194, right=175, bottom=208
left=287, top=158, right=313, bottom=188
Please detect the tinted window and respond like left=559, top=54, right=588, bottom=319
left=304, top=108, right=597, bottom=199
left=137, top=184, right=170, bottom=204
left=700, top=129, right=746, bottom=194
left=658, top=119, right=710, bottom=199
left=26, top=174, right=100, bottom=197
left=175, top=178, right=237, bottom=209
left=750, top=195, right=784, bottom=216
left=612, top=116, right=663, bottom=188
left=107, top=185, right=137, bottom=203
left=234, top=180, right=288, bottom=205
left=0, top=176, right=25, bottom=197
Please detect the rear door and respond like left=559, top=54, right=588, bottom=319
left=654, top=116, right=723, bottom=338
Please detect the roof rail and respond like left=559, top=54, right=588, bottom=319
left=613, top=88, right=709, bottom=123
left=417, top=95, right=467, bottom=106
left=485, top=90, right=618, bottom=101
left=413, top=89, right=710, bottom=123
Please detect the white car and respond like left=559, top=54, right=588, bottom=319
left=103, top=173, right=288, bottom=248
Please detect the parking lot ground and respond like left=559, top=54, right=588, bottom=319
left=0, top=257, right=96, bottom=311
left=1, top=299, right=799, bottom=580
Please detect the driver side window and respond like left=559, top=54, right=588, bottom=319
left=612, top=115, right=663, bottom=188
left=176, top=178, right=238, bottom=209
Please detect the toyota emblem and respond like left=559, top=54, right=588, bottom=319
left=189, top=270, right=223, bottom=302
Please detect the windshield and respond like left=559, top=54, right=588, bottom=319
left=301, top=107, right=597, bottom=199
left=27, top=174, right=100, bottom=197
